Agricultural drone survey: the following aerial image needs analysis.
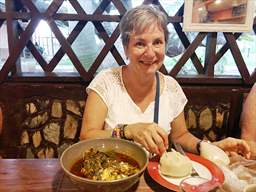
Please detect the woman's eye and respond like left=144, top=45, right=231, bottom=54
left=154, top=40, right=163, bottom=46
left=135, top=42, right=144, bottom=47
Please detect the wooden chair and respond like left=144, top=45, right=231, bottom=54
left=183, top=86, right=244, bottom=141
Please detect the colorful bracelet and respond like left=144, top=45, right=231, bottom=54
left=111, top=127, right=121, bottom=138
left=112, top=124, right=131, bottom=140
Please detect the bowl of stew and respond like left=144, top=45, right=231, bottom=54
left=60, top=138, right=148, bottom=192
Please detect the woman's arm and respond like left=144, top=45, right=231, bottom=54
left=170, top=111, right=201, bottom=154
left=80, top=90, right=111, bottom=140
left=170, top=111, right=251, bottom=158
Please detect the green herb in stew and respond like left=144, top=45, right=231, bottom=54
left=70, top=148, right=140, bottom=181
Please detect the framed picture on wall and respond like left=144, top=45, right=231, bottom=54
left=183, top=0, right=255, bottom=32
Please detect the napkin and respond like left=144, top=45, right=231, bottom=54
left=217, top=154, right=256, bottom=192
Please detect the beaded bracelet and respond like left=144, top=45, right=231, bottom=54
left=111, top=127, right=121, bottom=138
left=111, top=124, right=130, bottom=140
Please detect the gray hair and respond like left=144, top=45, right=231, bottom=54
left=119, top=4, right=169, bottom=48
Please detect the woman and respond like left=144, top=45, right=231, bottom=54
left=80, top=4, right=250, bottom=158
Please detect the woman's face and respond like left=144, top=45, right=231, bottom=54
left=125, top=24, right=166, bottom=75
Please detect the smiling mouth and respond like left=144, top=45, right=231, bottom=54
left=139, top=61, right=157, bottom=65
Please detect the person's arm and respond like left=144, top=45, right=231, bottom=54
left=240, top=83, right=256, bottom=141
left=170, top=111, right=251, bottom=158
left=170, top=111, right=201, bottom=154
left=80, top=90, right=111, bottom=140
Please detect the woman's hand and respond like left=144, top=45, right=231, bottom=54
left=213, top=137, right=251, bottom=159
left=125, top=122, right=168, bottom=155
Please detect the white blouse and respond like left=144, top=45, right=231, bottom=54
left=86, top=67, right=187, bottom=134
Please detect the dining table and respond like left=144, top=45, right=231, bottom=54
left=0, top=158, right=171, bottom=192
left=1, top=156, right=255, bottom=192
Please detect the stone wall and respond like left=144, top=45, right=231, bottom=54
left=0, top=83, right=249, bottom=158
left=20, top=98, right=85, bottom=158
left=185, top=103, right=230, bottom=141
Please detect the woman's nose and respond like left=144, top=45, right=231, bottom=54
left=144, top=45, right=156, bottom=58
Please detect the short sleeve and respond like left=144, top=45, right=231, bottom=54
left=86, top=70, right=112, bottom=108
left=165, top=76, right=187, bottom=119
left=173, top=81, right=187, bottom=118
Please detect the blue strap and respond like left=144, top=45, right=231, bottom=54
left=153, top=72, right=160, bottom=123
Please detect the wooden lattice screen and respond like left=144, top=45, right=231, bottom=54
left=0, top=0, right=255, bottom=85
